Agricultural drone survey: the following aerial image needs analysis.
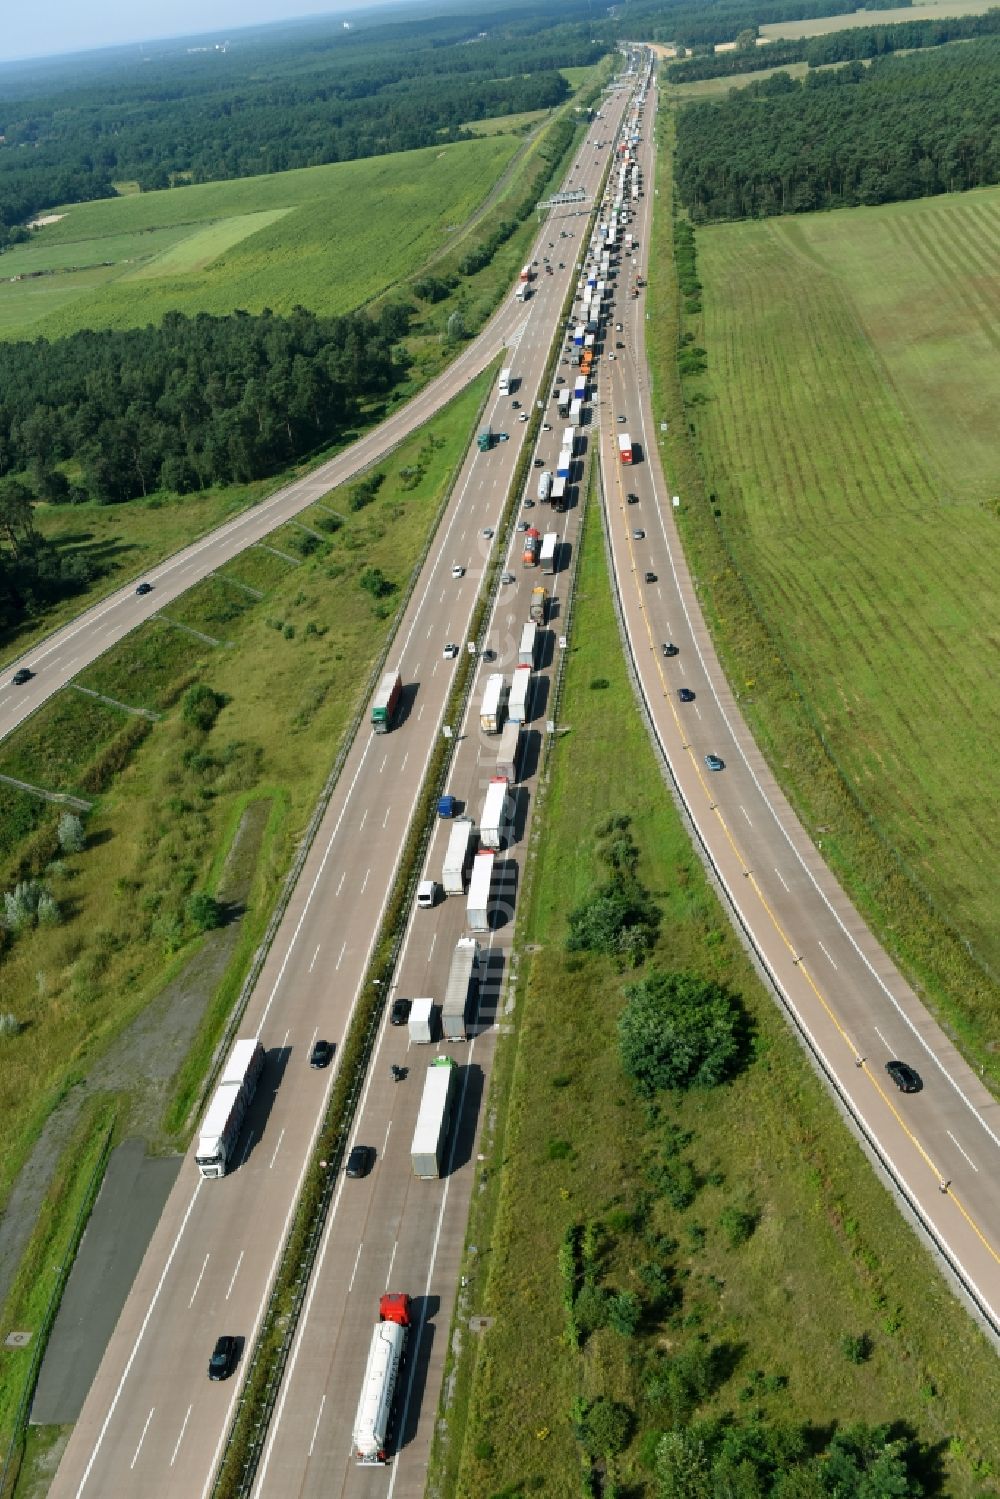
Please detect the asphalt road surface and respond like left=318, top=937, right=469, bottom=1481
left=47, top=73, right=635, bottom=1499
left=597, top=81, right=1000, bottom=1344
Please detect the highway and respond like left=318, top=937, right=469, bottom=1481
left=596, top=77, right=1000, bottom=1342
left=47, top=71, right=635, bottom=1499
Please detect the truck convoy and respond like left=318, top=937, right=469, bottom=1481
left=411, top=1056, right=459, bottom=1174
left=530, top=585, right=548, bottom=623
left=466, top=850, right=494, bottom=932
left=480, top=775, right=512, bottom=851
left=519, top=263, right=533, bottom=283
left=617, top=433, right=633, bottom=464
left=442, top=815, right=476, bottom=895
left=480, top=672, right=506, bottom=734
left=537, top=470, right=553, bottom=504
left=508, top=663, right=532, bottom=725
left=195, top=1037, right=266, bottom=1178
left=477, top=426, right=492, bottom=452
left=443, top=936, right=481, bottom=1040
left=540, top=532, right=558, bottom=575
left=352, top=1293, right=412, bottom=1464
left=518, top=622, right=538, bottom=667
left=408, top=998, right=435, bottom=1044
left=522, top=527, right=541, bottom=567
left=499, top=366, right=512, bottom=395
left=371, top=672, right=402, bottom=734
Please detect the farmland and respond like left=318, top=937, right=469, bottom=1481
left=760, top=0, right=997, bottom=39
left=443, top=505, right=1000, bottom=1498
left=677, top=186, right=1000, bottom=1029
left=0, top=136, right=518, bottom=341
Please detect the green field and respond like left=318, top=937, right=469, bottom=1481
left=461, top=108, right=549, bottom=135
left=667, top=60, right=811, bottom=99
left=0, top=135, right=518, bottom=340
left=687, top=186, right=1000, bottom=1003
left=446, top=507, right=1000, bottom=1498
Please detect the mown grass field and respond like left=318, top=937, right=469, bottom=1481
left=760, top=0, right=996, bottom=38
left=686, top=188, right=1000, bottom=1001
left=666, top=61, right=811, bottom=99
left=0, top=136, right=518, bottom=340
left=0, top=370, right=489, bottom=1219
left=461, top=108, right=549, bottom=135
left=446, top=504, right=1000, bottom=1499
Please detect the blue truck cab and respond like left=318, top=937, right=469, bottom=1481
left=437, top=795, right=457, bottom=819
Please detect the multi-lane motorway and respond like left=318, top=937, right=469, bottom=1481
left=47, top=72, right=634, bottom=1499
left=19, top=41, right=1000, bottom=1499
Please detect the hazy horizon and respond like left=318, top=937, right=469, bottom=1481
left=0, top=0, right=413, bottom=67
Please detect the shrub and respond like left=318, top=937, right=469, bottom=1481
left=185, top=892, right=223, bottom=932
left=719, top=1205, right=758, bottom=1248
left=182, top=683, right=228, bottom=732
left=575, top=1284, right=610, bottom=1336
left=590, top=677, right=610, bottom=690
left=580, top=1398, right=634, bottom=1458
left=618, top=970, right=743, bottom=1095
left=841, top=1332, right=873, bottom=1365
left=57, top=812, right=86, bottom=854
left=3, top=879, right=54, bottom=933
left=607, top=1290, right=642, bottom=1337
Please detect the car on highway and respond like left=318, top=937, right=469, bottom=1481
left=608, top=353, right=616, bottom=360
left=451, top=563, right=465, bottom=578
left=517, top=521, right=529, bottom=532
left=617, top=414, right=627, bottom=424
left=886, top=1060, right=922, bottom=1093
left=632, top=529, right=645, bottom=540
left=482, top=648, right=497, bottom=662
left=615, top=322, right=623, bottom=331
left=482, top=527, right=494, bottom=539
left=135, top=582, right=153, bottom=596
left=616, top=341, right=625, bottom=349
left=533, top=458, right=545, bottom=467
left=704, top=754, right=725, bottom=772
left=644, top=571, right=657, bottom=583
left=678, top=688, right=696, bottom=703
left=511, top=399, right=521, bottom=409
left=627, top=492, right=639, bottom=504
left=309, top=1039, right=334, bottom=1069
left=542, top=422, right=552, bottom=431
left=11, top=668, right=33, bottom=686
left=443, top=643, right=459, bottom=660
left=346, top=1144, right=376, bottom=1178
left=496, top=433, right=509, bottom=443
left=519, top=412, right=529, bottom=422
left=391, top=997, right=411, bottom=1027
left=501, top=571, right=516, bottom=584
left=523, top=498, right=535, bottom=507
left=208, top=1336, right=239, bottom=1381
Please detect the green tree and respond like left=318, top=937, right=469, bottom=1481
left=580, top=1398, right=634, bottom=1458
left=57, top=812, right=86, bottom=854
left=185, top=892, right=223, bottom=932
left=619, top=970, right=742, bottom=1095
left=607, top=1290, right=642, bottom=1337
left=656, top=1428, right=712, bottom=1499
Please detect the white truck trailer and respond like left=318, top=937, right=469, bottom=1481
left=442, top=815, right=476, bottom=896
left=518, top=621, right=538, bottom=668
left=540, top=532, right=558, bottom=575
left=408, top=997, right=435, bottom=1044
left=508, top=664, right=532, bottom=725
left=495, top=721, right=523, bottom=783
left=466, top=850, right=495, bottom=932
left=479, top=672, right=506, bottom=735
left=195, top=1037, right=266, bottom=1178
left=479, top=776, right=511, bottom=852
left=442, top=937, right=481, bottom=1040
left=411, top=1056, right=460, bottom=1175
left=352, top=1293, right=412, bottom=1463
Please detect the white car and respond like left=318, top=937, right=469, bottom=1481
left=542, top=423, right=552, bottom=431
left=608, top=352, right=616, bottom=360
left=482, top=527, right=494, bottom=540
left=518, top=412, right=529, bottom=422
left=443, top=643, right=459, bottom=660
left=451, top=564, right=465, bottom=578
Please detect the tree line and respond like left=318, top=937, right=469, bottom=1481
left=0, top=5, right=599, bottom=247
left=675, top=38, right=1000, bottom=221
left=665, top=7, right=1000, bottom=81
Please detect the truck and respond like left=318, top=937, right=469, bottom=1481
left=443, top=938, right=480, bottom=1040
left=508, top=663, right=532, bottom=725
left=563, top=425, right=577, bottom=454
left=574, top=377, right=587, bottom=400
left=477, top=426, right=492, bottom=452
left=466, top=852, right=494, bottom=932
left=540, top=532, right=558, bottom=575
left=514, top=282, right=531, bottom=302
left=442, top=815, right=476, bottom=896
left=537, top=469, right=553, bottom=503
left=573, top=324, right=585, bottom=348
left=530, top=585, right=548, bottom=625
left=618, top=432, right=633, bottom=464
left=551, top=477, right=567, bottom=511
left=518, top=621, right=538, bottom=667
left=499, top=366, right=512, bottom=395
left=519, top=263, right=533, bottom=283
left=480, top=776, right=511, bottom=851
left=557, top=446, right=572, bottom=480
left=411, top=1056, right=459, bottom=1174
left=371, top=671, right=402, bottom=734
left=195, top=1037, right=266, bottom=1178
left=496, top=721, right=523, bottom=783
left=480, top=672, right=506, bottom=735
left=569, top=399, right=583, bottom=427
left=557, top=388, right=572, bottom=417
left=352, top=1293, right=412, bottom=1464
left=522, top=527, right=541, bottom=567
left=408, top=997, right=435, bottom=1045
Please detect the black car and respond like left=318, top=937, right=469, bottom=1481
left=390, top=997, right=411, bottom=1027
left=678, top=688, right=696, bottom=703
left=11, top=667, right=33, bottom=686
left=346, top=1144, right=376, bottom=1178
left=663, top=642, right=679, bottom=657
left=626, top=493, right=639, bottom=505
left=135, top=582, right=153, bottom=596
left=208, top=1335, right=239, bottom=1381
left=644, top=571, right=657, bottom=584
left=309, top=1038, right=334, bottom=1069
left=886, top=1060, right=922, bottom=1094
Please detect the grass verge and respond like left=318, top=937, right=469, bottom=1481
left=442, top=493, right=1000, bottom=1499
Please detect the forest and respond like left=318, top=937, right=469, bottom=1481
left=665, top=8, right=1000, bottom=82
left=675, top=39, right=1000, bottom=220
left=0, top=3, right=598, bottom=247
